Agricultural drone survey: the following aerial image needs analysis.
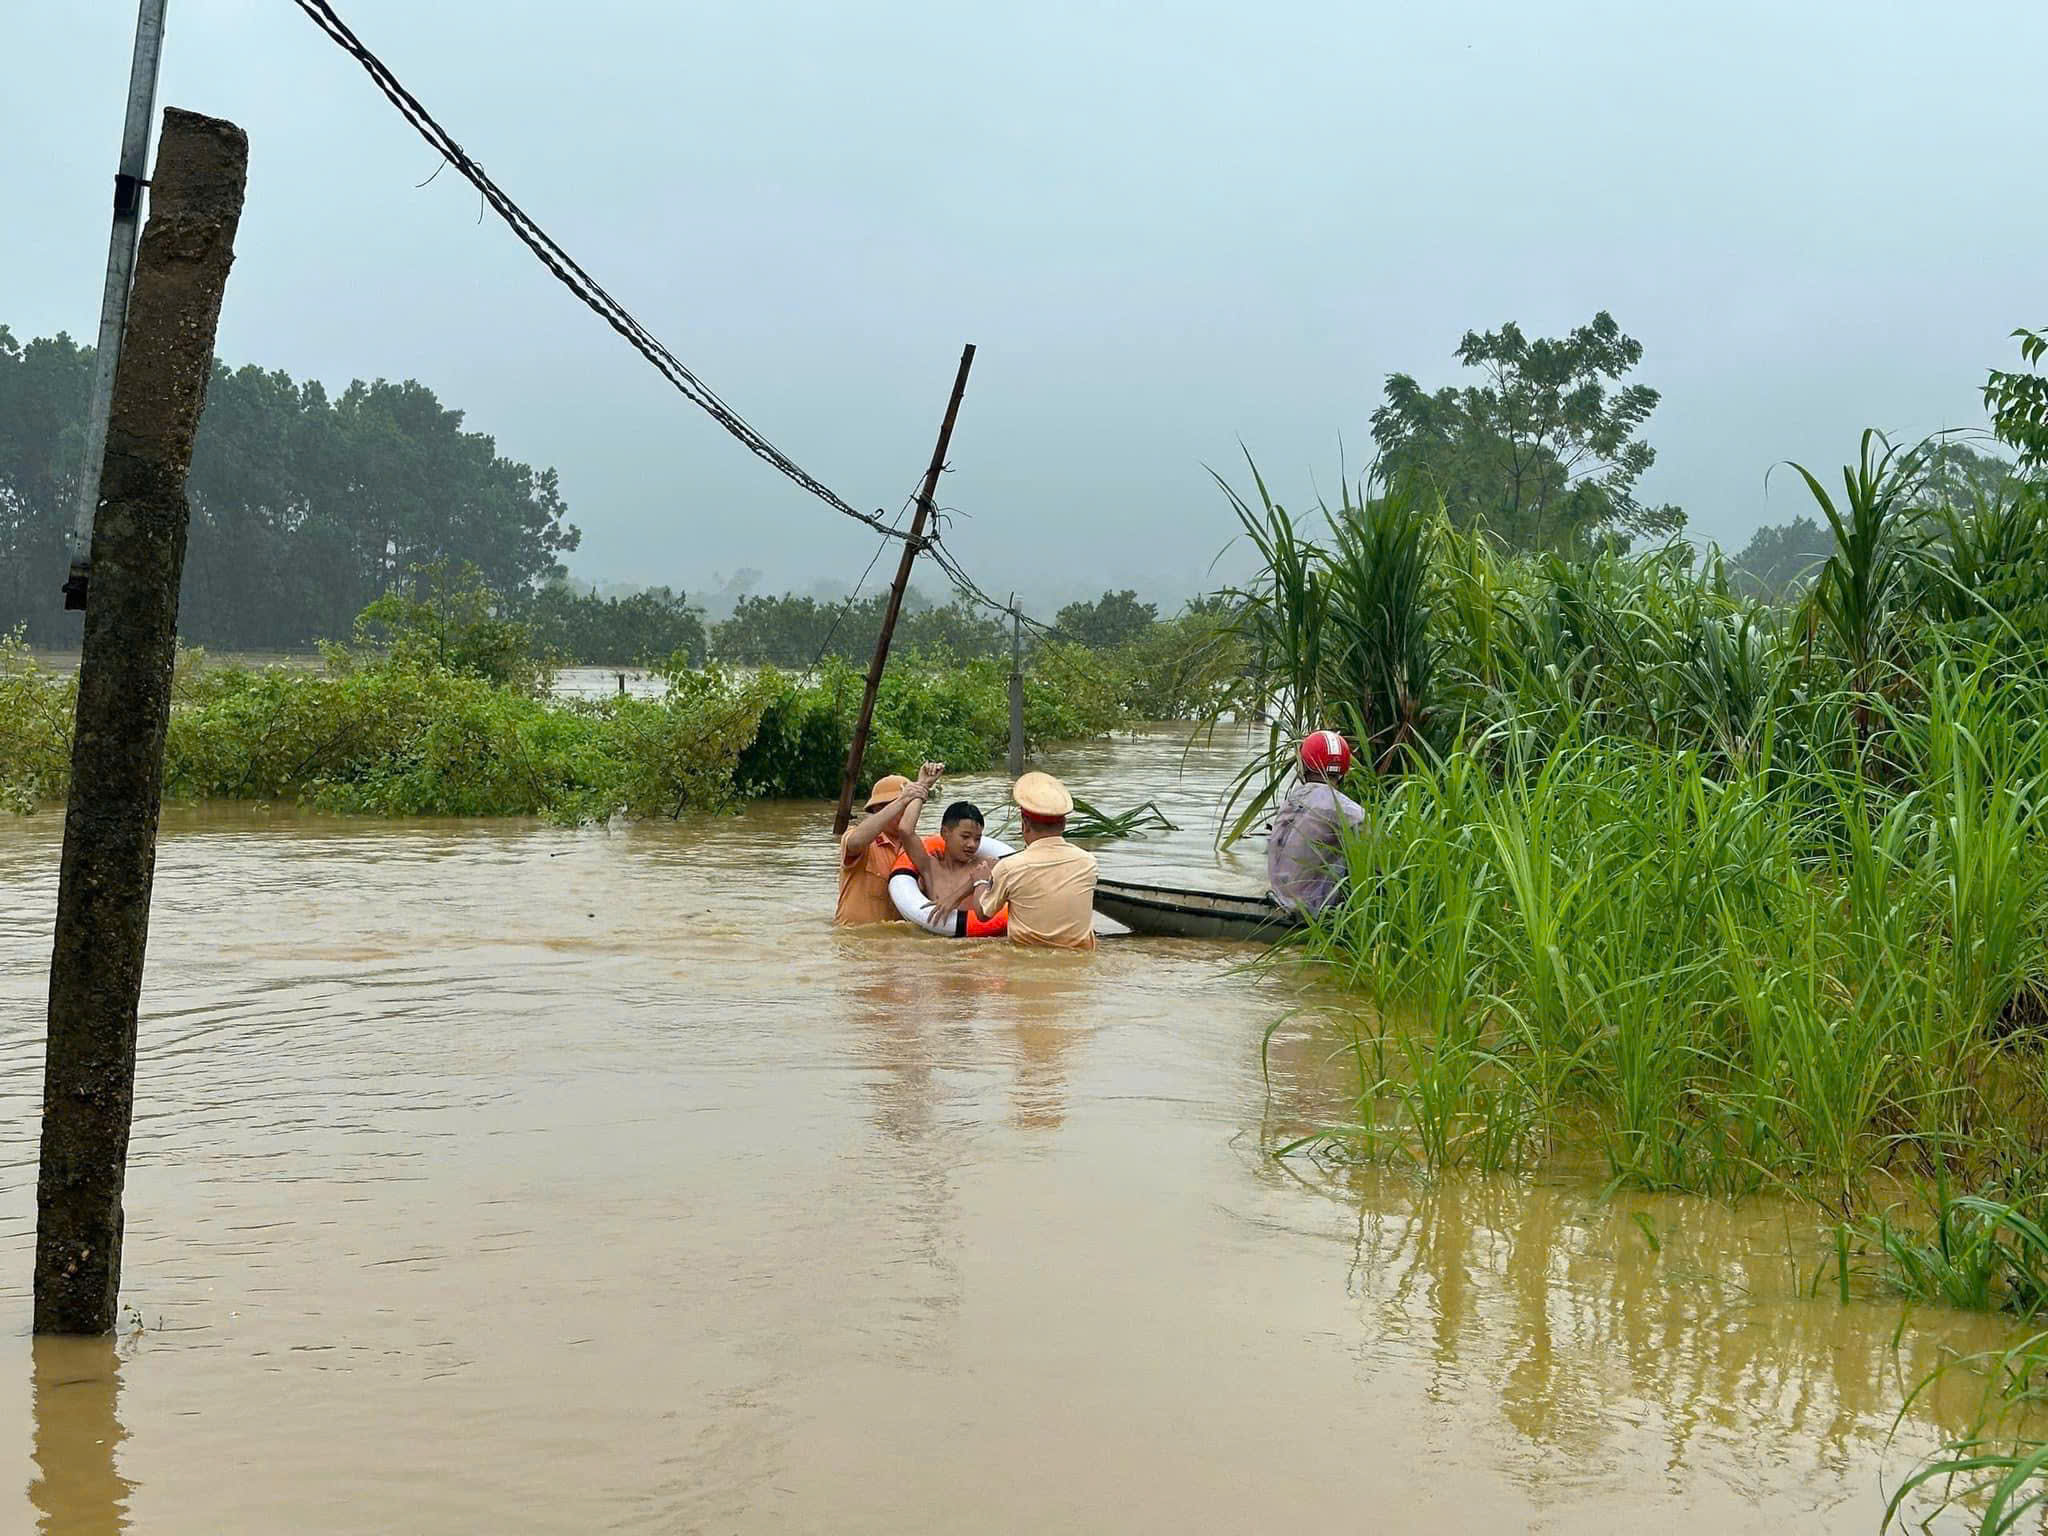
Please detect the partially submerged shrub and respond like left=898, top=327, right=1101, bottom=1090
left=165, top=664, right=609, bottom=816
left=4, top=639, right=1137, bottom=821
left=351, top=559, right=550, bottom=694
left=0, top=629, right=74, bottom=813
left=603, top=667, right=779, bottom=821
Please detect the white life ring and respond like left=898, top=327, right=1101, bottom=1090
left=890, top=836, right=1014, bottom=936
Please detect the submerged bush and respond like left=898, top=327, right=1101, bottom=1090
left=0, top=630, right=74, bottom=813
left=736, top=665, right=855, bottom=800
left=602, top=668, right=781, bottom=821
left=1, top=641, right=1136, bottom=822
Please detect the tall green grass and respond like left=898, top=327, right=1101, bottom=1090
left=1217, top=434, right=2048, bottom=1212
left=1287, top=660, right=2048, bottom=1205
left=1207, top=463, right=1437, bottom=843
left=1230, top=438, right=2048, bottom=1529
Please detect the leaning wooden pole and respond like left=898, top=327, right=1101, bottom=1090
left=831, top=343, right=976, bottom=835
left=36, top=108, right=248, bottom=1335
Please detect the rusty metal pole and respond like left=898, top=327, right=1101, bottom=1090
left=35, top=108, right=248, bottom=1335
left=65, top=0, right=173, bottom=612
left=832, top=344, right=975, bottom=834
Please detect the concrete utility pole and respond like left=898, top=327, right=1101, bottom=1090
left=65, top=0, right=173, bottom=613
left=1006, top=596, right=1025, bottom=779
left=36, top=108, right=248, bottom=1335
left=832, top=344, right=976, bottom=835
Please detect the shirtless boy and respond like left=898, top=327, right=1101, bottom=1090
left=895, top=800, right=1013, bottom=935
left=922, top=802, right=1001, bottom=912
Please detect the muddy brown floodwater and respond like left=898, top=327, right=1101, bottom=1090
left=0, top=728, right=2032, bottom=1533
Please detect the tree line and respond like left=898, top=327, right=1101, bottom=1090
left=12, top=312, right=2027, bottom=663
left=0, top=324, right=1202, bottom=667
left=703, top=586, right=1175, bottom=667
left=1, top=325, right=580, bottom=651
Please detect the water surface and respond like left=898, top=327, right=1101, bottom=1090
left=0, top=731, right=2024, bottom=1532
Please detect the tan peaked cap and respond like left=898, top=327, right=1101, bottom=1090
left=1012, top=771, right=1074, bottom=819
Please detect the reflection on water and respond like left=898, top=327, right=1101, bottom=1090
left=28, top=1339, right=129, bottom=1536
left=845, top=927, right=1103, bottom=1138
left=1251, top=1010, right=2046, bottom=1528
left=0, top=726, right=2036, bottom=1532
left=1321, top=1172, right=2016, bottom=1475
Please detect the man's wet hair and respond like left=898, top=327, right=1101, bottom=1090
left=941, top=800, right=985, bottom=830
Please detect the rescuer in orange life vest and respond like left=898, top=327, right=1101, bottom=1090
left=835, top=761, right=945, bottom=926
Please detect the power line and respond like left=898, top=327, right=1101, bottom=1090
left=806, top=486, right=921, bottom=669
left=290, top=2, right=1070, bottom=644
left=923, top=533, right=1078, bottom=644
left=287, top=0, right=919, bottom=546
left=807, top=537, right=890, bottom=669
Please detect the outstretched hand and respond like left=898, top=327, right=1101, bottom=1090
left=929, top=874, right=993, bottom=924
left=917, top=761, right=945, bottom=793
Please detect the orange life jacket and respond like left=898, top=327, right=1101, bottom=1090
left=894, top=835, right=1010, bottom=936
left=891, top=834, right=949, bottom=875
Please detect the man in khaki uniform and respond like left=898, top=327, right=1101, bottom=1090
left=969, top=772, right=1098, bottom=950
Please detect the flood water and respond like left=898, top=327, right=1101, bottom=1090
left=0, top=728, right=2032, bottom=1532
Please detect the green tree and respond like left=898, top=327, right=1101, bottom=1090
left=0, top=328, right=91, bottom=643
left=518, top=582, right=706, bottom=666
left=1986, top=327, right=2048, bottom=471
left=1921, top=439, right=2018, bottom=510
left=0, top=325, right=582, bottom=650
left=1054, top=589, right=1158, bottom=649
left=708, top=586, right=1005, bottom=667
left=316, top=377, right=580, bottom=608
left=896, top=598, right=1006, bottom=660
left=352, top=560, right=541, bottom=690
left=1730, top=515, right=1834, bottom=600
left=183, top=364, right=349, bottom=644
left=1369, top=312, right=1683, bottom=553
left=712, top=592, right=869, bottom=666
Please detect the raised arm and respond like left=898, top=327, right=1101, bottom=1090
left=843, top=761, right=944, bottom=863
left=895, top=763, right=947, bottom=882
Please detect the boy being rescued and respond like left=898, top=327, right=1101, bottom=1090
left=891, top=799, right=1012, bottom=937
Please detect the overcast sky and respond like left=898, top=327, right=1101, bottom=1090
left=8, top=1, right=2044, bottom=611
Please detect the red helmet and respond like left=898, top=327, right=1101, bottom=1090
left=1299, top=729, right=1353, bottom=779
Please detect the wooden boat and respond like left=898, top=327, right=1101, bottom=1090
left=1091, top=877, right=1303, bottom=942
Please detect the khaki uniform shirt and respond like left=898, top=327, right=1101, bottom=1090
left=979, top=835, right=1098, bottom=949
left=836, top=833, right=906, bottom=926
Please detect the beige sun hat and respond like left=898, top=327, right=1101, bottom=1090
left=1012, top=771, right=1074, bottom=820
left=864, top=774, right=912, bottom=812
